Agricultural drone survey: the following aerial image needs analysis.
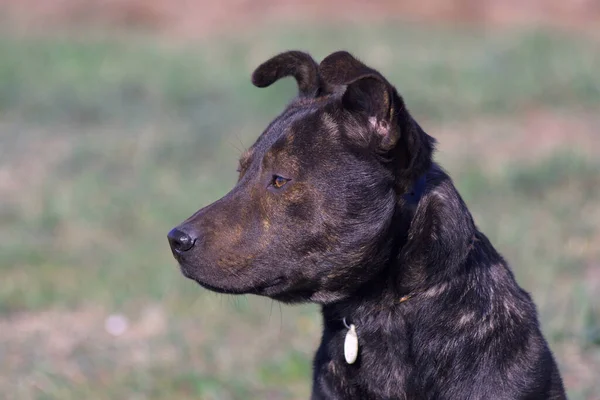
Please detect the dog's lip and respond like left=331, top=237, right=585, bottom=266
left=252, top=276, right=286, bottom=293
left=178, top=262, right=286, bottom=295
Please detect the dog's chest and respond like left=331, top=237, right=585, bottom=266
left=313, top=326, right=413, bottom=399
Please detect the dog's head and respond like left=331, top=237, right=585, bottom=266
left=168, top=51, right=434, bottom=303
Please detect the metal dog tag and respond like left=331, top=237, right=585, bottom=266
left=344, top=323, right=358, bottom=364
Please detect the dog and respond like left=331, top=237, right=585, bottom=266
left=168, top=50, right=566, bottom=399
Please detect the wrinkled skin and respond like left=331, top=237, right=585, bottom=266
left=168, top=51, right=566, bottom=400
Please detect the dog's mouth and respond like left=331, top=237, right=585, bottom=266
left=178, top=262, right=287, bottom=295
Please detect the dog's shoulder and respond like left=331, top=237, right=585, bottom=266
left=402, top=166, right=563, bottom=398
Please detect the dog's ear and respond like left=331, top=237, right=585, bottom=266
left=252, top=51, right=321, bottom=97
left=320, top=51, right=434, bottom=191
left=320, top=51, right=399, bottom=148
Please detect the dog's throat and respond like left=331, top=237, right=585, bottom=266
left=340, top=294, right=413, bottom=365
left=338, top=176, right=425, bottom=366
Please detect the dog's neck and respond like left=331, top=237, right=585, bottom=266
left=322, top=166, right=477, bottom=345
left=401, top=174, right=427, bottom=208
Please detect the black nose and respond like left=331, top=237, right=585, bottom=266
left=168, top=228, right=196, bottom=253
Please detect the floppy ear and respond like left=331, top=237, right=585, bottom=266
left=320, top=51, right=434, bottom=192
left=319, top=51, right=399, bottom=149
left=252, top=51, right=321, bottom=97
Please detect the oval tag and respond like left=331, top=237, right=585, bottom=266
left=344, top=324, right=358, bottom=364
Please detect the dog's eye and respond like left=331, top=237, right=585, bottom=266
left=271, top=175, right=290, bottom=189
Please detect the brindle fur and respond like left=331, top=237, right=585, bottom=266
left=168, top=50, right=566, bottom=399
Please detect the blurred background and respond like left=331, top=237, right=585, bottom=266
left=1, top=1, right=599, bottom=399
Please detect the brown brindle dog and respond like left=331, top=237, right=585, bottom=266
left=168, top=51, right=566, bottom=399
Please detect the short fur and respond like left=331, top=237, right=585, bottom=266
left=168, top=50, right=566, bottom=399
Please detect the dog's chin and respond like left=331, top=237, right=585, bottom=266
left=178, top=263, right=349, bottom=304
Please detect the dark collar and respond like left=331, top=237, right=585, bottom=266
left=402, top=175, right=427, bottom=206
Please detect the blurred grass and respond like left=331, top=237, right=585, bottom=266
left=1, top=24, right=599, bottom=399
left=2, top=26, right=600, bottom=124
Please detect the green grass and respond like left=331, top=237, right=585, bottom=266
left=2, top=26, right=600, bottom=125
left=1, top=24, right=599, bottom=399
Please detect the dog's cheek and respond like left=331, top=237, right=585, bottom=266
left=285, top=200, right=314, bottom=223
